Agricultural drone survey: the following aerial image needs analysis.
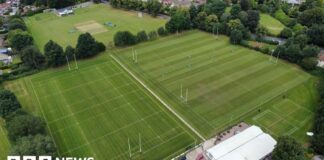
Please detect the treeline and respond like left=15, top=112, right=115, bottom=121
left=110, top=0, right=164, bottom=17
left=113, top=0, right=261, bottom=47
left=275, top=0, right=324, bottom=46
left=274, top=34, right=320, bottom=71
left=113, top=28, right=166, bottom=47
left=0, top=89, right=57, bottom=156
left=311, top=75, right=324, bottom=155
left=1, top=15, right=105, bottom=82
left=20, top=0, right=90, bottom=9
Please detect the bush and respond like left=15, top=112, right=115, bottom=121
left=0, top=89, right=21, bottom=118
left=113, top=31, right=137, bottom=47
left=148, top=31, right=158, bottom=40
left=136, top=31, right=148, bottom=42
left=280, top=27, right=293, bottom=38
left=300, top=57, right=318, bottom=70
left=96, top=42, right=106, bottom=52
left=6, top=114, right=46, bottom=141
left=157, top=27, right=168, bottom=36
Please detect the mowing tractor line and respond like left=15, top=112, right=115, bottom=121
left=110, top=54, right=206, bottom=141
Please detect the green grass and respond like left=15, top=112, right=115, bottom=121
left=113, top=30, right=318, bottom=143
left=260, top=14, right=285, bottom=36
left=4, top=54, right=197, bottom=159
left=25, top=4, right=166, bottom=50
left=0, top=119, right=10, bottom=160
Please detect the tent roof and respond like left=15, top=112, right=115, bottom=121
left=206, top=125, right=277, bottom=160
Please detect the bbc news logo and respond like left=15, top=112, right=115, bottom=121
left=7, top=156, right=94, bottom=160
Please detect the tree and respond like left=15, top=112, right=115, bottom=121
left=8, top=18, right=27, bottom=31
left=157, top=27, right=168, bottom=36
left=240, top=0, right=250, bottom=11
left=65, top=45, right=75, bottom=59
left=113, top=31, right=137, bottom=47
left=230, top=29, right=243, bottom=44
left=146, top=0, right=162, bottom=16
left=0, top=90, right=21, bottom=118
left=44, top=40, right=65, bottom=67
left=227, top=19, right=244, bottom=33
left=246, top=10, right=260, bottom=32
left=280, top=27, right=293, bottom=38
left=10, top=134, right=57, bottom=156
left=230, top=4, right=242, bottom=18
left=293, top=34, right=309, bottom=49
left=302, top=45, right=320, bottom=57
left=21, top=46, right=45, bottom=69
left=300, top=57, right=318, bottom=70
left=10, top=32, right=34, bottom=51
left=189, top=5, right=198, bottom=24
left=205, top=0, right=227, bottom=17
left=312, top=101, right=324, bottom=154
left=76, top=33, right=101, bottom=58
left=298, top=7, right=324, bottom=27
left=238, top=11, right=248, bottom=26
left=6, top=114, right=46, bottom=141
left=148, top=31, right=158, bottom=40
left=136, top=31, right=148, bottom=42
left=256, top=25, right=268, bottom=37
left=165, top=9, right=191, bottom=33
left=194, top=12, right=208, bottom=30
left=307, top=24, right=324, bottom=46
left=272, top=136, right=306, bottom=160
left=205, top=14, right=218, bottom=32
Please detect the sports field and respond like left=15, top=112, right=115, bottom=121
left=260, top=14, right=285, bottom=36
left=113, top=30, right=318, bottom=142
left=4, top=55, right=197, bottom=159
left=25, top=4, right=166, bottom=49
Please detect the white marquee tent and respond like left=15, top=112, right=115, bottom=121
left=206, top=125, right=277, bottom=160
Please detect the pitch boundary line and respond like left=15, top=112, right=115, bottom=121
left=110, top=54, right=206, bottom=141
left=29, top=78, right=62, bottom=157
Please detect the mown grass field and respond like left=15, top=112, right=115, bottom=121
left=0, top=119, right=10, bottom=160
left=113, top=30, right=318, bottom=143
left=4, top=54, right=197, bottom=159
left=24, top=4, right=166, bottom=49
left=260, top=14, right=285, bottom=36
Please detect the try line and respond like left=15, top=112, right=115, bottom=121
left=110, top=54, right=206, bottom=141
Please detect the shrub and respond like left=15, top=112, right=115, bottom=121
left=113, top=31, right=137, bottom=47
left=280, top=27, right=293, bottom=38
left=157, top=27, right=168, bottom=36
left=148, top=31, right=158, bottom=40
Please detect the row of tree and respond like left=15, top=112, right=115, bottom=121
left=113, top=28, right=167, bottom=47
left=274, top=33, right=320, bottom=70
left=20, top=0, right=90, bottom=9
left=0, top=89, right=57, bottom=156
left=7, top=28, right=105, bottom=69
left=110, top=0, right=164, bottom=17
left=164, top=1, right=260, bottom=45
left=311, top=77, right=324, bottom=154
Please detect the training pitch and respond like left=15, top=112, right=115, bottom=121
left=25, top=4, right=166, bottom=49
left=5, top=55, right=197, bottom=159
left=113, top=30, right=317, bottom=142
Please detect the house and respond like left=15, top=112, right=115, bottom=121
left=205, top=125, right=277, bottom=160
